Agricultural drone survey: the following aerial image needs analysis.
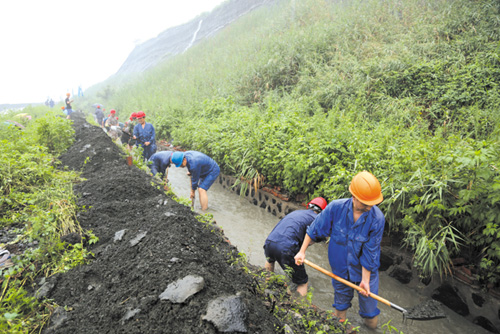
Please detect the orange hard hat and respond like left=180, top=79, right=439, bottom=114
left=307, top=197, right=327, bottom=212
left=61, top=106, right=65, bottom=110
left=66, top=93, right=70, bottom=96
left=349, top=171, right=383, bottom=205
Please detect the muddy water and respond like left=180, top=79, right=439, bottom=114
left=167, top=167, right=488, bottom=334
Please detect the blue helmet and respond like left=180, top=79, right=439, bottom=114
left=171, top=152, right=185, bottom=167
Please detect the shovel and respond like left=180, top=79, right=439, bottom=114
left=189, top=174, right=195, bottom=209
left=303, top=259, right=446, bottom=321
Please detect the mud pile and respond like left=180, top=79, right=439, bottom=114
left=42, top=112, right=280, bottom=333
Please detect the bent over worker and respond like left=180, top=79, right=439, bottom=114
left=148, top=151, right=173, bottom=190
left=264, top=197, right=327, bottom=296
left=294, top=171, right=385, bottom=330
left=171, top=151, right=220, bottom=211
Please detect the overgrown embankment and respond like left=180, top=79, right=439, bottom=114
left=0, top=107, right=96, bottom=333
left=81, top=0, right=500, bottom=287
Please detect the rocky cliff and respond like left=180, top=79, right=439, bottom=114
left=115, top=0, right=279, bottom=76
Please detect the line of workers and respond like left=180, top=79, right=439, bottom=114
left=92, top=106, right=386, bottom=331
left=150, top=145, right=385, bottom=331
left=93, top=107, right=220, bottom=212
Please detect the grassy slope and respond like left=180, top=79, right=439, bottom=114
left=81, top=0, right=500, bottom=283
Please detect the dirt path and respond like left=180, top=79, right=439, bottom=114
left=42, top=112, right=286, bottom=333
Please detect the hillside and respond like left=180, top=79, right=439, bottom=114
left=80, top=0, right=500, bottom=314
left=115, top=0, right=279, bottom=75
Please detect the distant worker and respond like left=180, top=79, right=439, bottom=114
left=148, top=151, right=173, bottom=190
left=105, top=109, right=119, bottom=126
left=133, top=111, right=156, bottom=161
left=294, top=171, right=385, bottom=330
left=94, top=105, right=104, bottom=128
left=49, top=98, right=54, bottom=108
left=264, top=197, right=328, bottom=296
left=122, top=112, right=137, bottom=151
left=171, top=151, right=220, bottom=211
left=65, top=93, right=74, bottom=119
left=105, top=109, right=121, bottom=141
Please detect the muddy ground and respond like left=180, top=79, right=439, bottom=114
left=39, top=112, right=344, bottom=334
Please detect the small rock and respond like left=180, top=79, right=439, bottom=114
left=114, top=229, right=127, bottom=242
left=130, top=231, right=147, bottom=246
left=159, top=275, right=204, bottom=303
left=202, top=295, right=248, bottom=333
left=120, top=308, right=141, bottom=325
left=35, top=281, right=56, bottom=300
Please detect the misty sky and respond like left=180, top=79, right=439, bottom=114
left=0, top=0, right=224, bottom=104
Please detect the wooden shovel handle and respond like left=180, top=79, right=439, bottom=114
left=303, top=259, right=392, bottom=308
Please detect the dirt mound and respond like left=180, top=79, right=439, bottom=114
left=43, top=112, right=279, bottom=333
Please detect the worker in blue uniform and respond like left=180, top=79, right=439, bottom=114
left=133, top=111, right=156, bottom=161
left=294, top=171, right=385, bottom=330
left=148, top=151, right=174, bottom=190
left=263, top=197, right=328, bottom=296
left=171, top=151, right=220, bottom=211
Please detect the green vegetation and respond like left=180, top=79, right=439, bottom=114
left=81, top=0, right=500, bottom=285
left=0, top=107, right=97, bottom=333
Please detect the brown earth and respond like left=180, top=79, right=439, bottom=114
left=40, top=112, right=344, bottom=334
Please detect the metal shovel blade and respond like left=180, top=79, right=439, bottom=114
left=405, top=299, right=446, bottom=320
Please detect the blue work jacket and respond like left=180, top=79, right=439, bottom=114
left=133, top=122, right=156, bottom=147
left=306, top=198, right=385, bottom=282
left=148, top=151, right=173, bottom=176
left=184, top=151, right=219, bottom=191
left=266, top=209, right=318, bottom=252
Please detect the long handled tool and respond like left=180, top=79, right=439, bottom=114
left=189, top=174, right=195, bottom=209
left=304, top=259, right=446, bottom=321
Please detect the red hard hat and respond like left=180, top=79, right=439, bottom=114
left=110, top=109, right=116, bottom=114
left=307, top=197, right=327, bottom=211
left=136, top=111, right=146, bottom=118
left=97, top=105, right=100, bottom=109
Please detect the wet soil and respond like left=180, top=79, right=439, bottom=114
left=41, top=112, right=343, bottom=334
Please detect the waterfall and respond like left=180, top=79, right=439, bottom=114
left=183, top=20, right=203, bottom=53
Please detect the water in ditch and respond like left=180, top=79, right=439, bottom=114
left=167, top=166, right=489, bottom=334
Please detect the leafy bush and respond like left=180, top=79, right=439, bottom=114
left=31, top=113, right=74, bottom=155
